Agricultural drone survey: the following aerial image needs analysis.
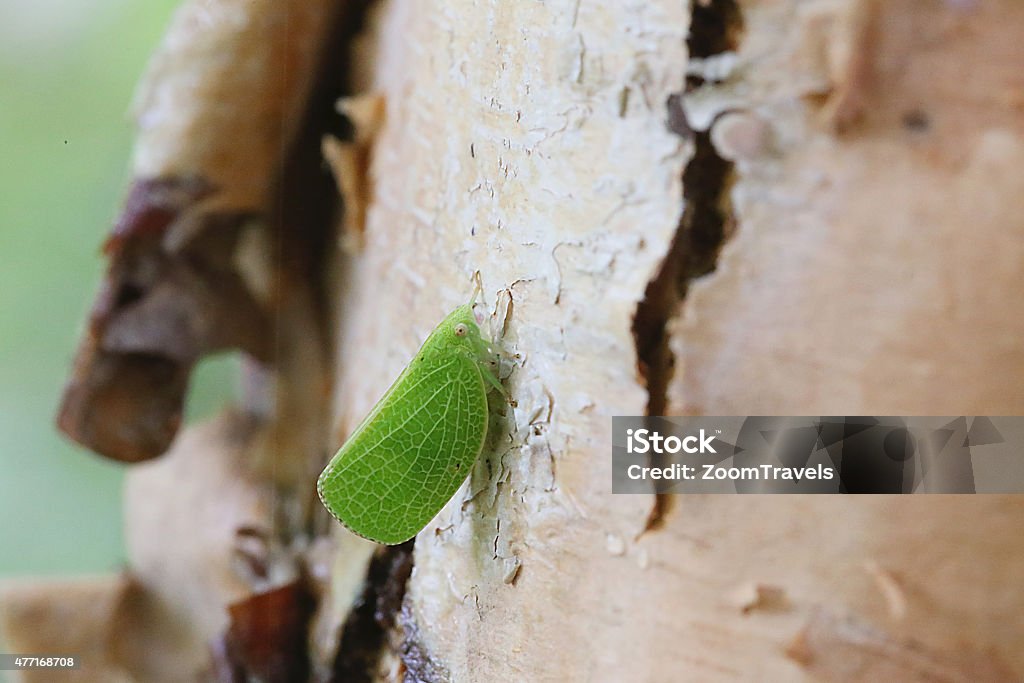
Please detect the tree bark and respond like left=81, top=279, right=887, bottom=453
left=3, top=0, right=1023, bottom=681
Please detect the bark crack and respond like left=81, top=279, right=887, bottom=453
left=330, top=543, right=415, bottom=683
left=631, top=0, right=742, bottom=533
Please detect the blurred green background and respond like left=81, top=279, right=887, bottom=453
left=0, top=0, right=236, bottom=577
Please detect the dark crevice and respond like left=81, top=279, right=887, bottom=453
left=238, top=2, right=388, bottom=681
left=398, top=598, right=451, bottom=683
left=114, top=282, right=146, bottom=308
left=688, top=0, right=743, bottom=58
left=331, top=542, right=415, bottom=683
left=268, top=0, right=375, bottom=334
left=686, top=0, right=744, bottom=90
left=265, top=0, right=378, bottom=548
left=633, top=128, right=734, bottom=414
left=324, top=106, right=357, bottom=143
left=259, top=0, right=371, bottom=540
left=632, top=0, right=741, bottom=534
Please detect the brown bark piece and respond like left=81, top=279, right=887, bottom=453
left=55, top=0, right=341, bottom=462
left=212, top=582, right=317, bottom=682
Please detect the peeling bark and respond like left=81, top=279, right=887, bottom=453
left=56, top=0, right=345, bottom=463
left=6, top=0, right=1023, bottom=681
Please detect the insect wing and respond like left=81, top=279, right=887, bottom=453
left=318, top=347, right=489, bottom=544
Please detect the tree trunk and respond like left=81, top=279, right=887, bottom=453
left=3, top=0, right=1023, bottom=681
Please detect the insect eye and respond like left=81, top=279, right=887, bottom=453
left=454, top=323, right=468, bottom=337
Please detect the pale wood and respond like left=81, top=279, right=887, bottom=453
left=320, top=0, right=1024, bottom=680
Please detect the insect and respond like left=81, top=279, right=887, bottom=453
left=317, top=292, right=504, bottom=545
